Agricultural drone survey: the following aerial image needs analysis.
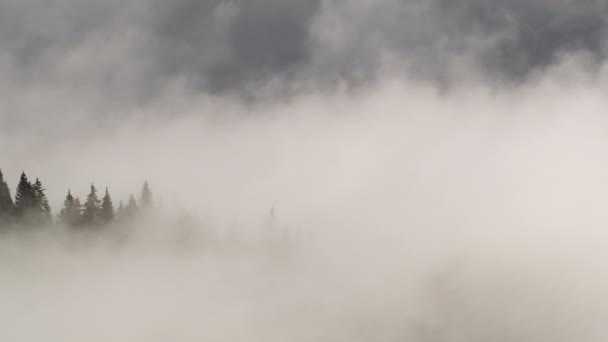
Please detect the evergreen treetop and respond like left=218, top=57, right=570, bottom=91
left=82, top=184, right=102, bottom=225
left=33, top=178, right=52, bottom=224
left=14, top=172, right=35, bottom=213
left=116, top=200, right=124, bottom=220
left=100, top=187, right=115, bottom=222
left=140, top=181, right=153, bottom=208
left=59, top=190, right=82, bottom=227
left=0, top=169, right=13, bottom=214
left=125, top=194, right=138, bottom=217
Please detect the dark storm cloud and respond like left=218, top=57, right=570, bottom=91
left=431, top=0, right=608, bottom=77
left=0, top=0, right=606, bottom=95
left=308, top=0, right=608, bottom=85
left=0, top=1, right=121, bottom=72
left=145, top=0, right=319, bottom=92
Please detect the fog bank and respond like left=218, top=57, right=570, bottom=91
left=2, top=0, right=608, bottom=338
left=2, top=57, right=608, bottom=340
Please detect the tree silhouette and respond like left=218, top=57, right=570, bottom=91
left=139, top=181, right=153, bottom=209
left=74, top=197, right=82, bottom=223
left=58, top=190, right=82, bottom=227
left=14, top=172, right=35, bottom=219
left=1, top=171, right=163, bottom=230
left=115, top=200, right=124, bottom=220
left=82, top=184, right=102, bottom=225
left=100, top=187, right=115, bottom=222
left=125, top=194, right=138, bottom=218
left=33, top=178, right=52, bottom=225
left=0, top=169, right=13, bottom=225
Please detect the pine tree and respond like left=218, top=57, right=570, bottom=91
left=116, top=200, right=124, bottom=220
left=82, top=184, right=101, bottom=225
left=32, top=178, right=52, bottom=225
left=139, top=181, right=153, bottom=209
left=0, top=169, right=14, bottom=224
left=58, top=190, right=81, bottom=227
left=14, top=172, right=35, bottom=218
left=58, top=190, right=73, bottom=224
left=125, top=194, right=138, bottom=218
left=74, top=197, right=82, bottom=224
left=100, top=187, right=115, bottom=222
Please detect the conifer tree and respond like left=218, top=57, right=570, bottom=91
left=125, top=194, right=138, bottom=218
left=32, top=178, right=52, bottom=225
left=116, top=200, right=124, bottom=220
left=82, top=184, right=101, bottom=225
left=74, top=197, right=82, bottom=224
left=14, top=172, right=35, bottom=218
left=58, top=190, right=81, bottom=227
left=100, top=187, right=115, bottom=222
left=139, top=181, right=153, bottom=209
left=0, top=169, right=13, bottom=224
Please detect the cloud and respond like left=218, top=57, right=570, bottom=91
left=0, top=0, right=606, bottom=98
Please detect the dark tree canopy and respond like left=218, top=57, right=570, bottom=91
left=0, top=169, right=13, bottom=223
left=82, top=184, right=102, bottom=226
left=100, top=187, right=115, bottom=222
left=33, top=178, right=52, bottom=225
left=1, top=170, right=155, bottom=229
left=14, top=172, right=35, bottom=217
left=59, top=190, right=82, bottom=227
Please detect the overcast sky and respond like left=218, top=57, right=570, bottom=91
left=0, top=0, right=606, bottom=95
left=1, top=0, right=608, bottom=208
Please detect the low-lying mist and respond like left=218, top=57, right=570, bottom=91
left=3, top=59, right=608, bottom=341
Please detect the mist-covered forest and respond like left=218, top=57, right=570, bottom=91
left=0, top=169, right=153, bottom=228
left=0, top=168, right=287, bottom=252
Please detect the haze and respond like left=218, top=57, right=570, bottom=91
left=1, top=0, right=608, bottom=341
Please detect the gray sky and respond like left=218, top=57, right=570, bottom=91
left=0, top=0, right=606, bottom=96
left=1, top=0, right=608, bottom=207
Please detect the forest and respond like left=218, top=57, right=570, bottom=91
left=0, top=168, right=154, bottom=229
left=0, top=168, right=286, bottom=248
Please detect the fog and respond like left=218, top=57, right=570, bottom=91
left=2, top=0, right=608, bottom=341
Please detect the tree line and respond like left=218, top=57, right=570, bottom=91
left=0, top=169, right=154, bottom=228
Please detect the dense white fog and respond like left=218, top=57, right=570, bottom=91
left=2, top=62, right=608, bottom=340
